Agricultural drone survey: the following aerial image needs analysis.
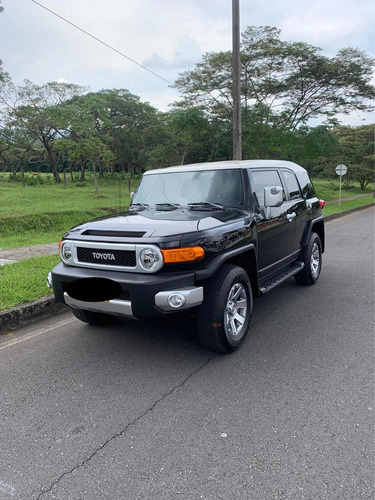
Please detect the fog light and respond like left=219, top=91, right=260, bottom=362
left=47, top=272, right=52, bottom=289
left=167, top=293, right=186, bottom=308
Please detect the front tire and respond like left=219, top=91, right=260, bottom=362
left=294, top=232, right=322, bottom=285
left=72, top=308, right=116, bottom=325
left=196, top=264, right=253, bottom=353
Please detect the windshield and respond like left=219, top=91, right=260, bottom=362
left=132, top=169, right=244, bottom=208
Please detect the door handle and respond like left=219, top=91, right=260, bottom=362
left=286, top=212, right=296, bottom=222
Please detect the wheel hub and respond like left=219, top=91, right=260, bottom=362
left=224, top=283, right=248, bottom=339
left=310, top=242, right=320, bottom=277
left=226, top=301, right=236, bottom=316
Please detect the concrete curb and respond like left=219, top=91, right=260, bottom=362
left=1, top=203, right=373, bottom=334
left=0, top=296, right=69, bottom=334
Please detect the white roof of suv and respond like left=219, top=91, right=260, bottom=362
left=145, top=160, right=306, bottom=175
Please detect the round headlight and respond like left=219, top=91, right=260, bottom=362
left=139, top=247, right=162, bottom=271
left=62, top=243, right=73, bottom=263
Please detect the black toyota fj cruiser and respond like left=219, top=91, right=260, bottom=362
left=49, top=160, right=325, bottom=353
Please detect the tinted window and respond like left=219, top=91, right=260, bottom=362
left=250, top=170, right=282, bottom=207
left=295, top=171, right=316, bottom=199
left=282, top=170, right=301, bottom=200
left=133, top=169, right=244, bottom=207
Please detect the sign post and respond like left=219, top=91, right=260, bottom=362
left=335, top=164, right=347, bottom=206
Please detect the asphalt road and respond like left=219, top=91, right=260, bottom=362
left=0, top=207, right=374, bottom=500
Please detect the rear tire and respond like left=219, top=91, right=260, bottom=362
left=196, top=264, right=253, bottom=353
left=72, top=308, right=116, bottom=325
left=294, top=232, right=322, bottom=285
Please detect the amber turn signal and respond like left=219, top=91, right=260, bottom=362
left=161, top=246, right=205, bottom=263
left=58, top=240, right=62, bottom=252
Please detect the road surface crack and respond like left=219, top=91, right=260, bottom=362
left=35, top=355, right=216, bottom=499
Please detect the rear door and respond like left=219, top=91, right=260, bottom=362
left=281, top=169, right=307, bottom=253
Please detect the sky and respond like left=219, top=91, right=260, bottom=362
left=1, top=0, right=374, bottom=125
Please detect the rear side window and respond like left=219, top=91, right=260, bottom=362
left=249, top=170, right=282, bottom=207
left=282, top=170, right=302, bottom=200
left=295, top=171, right=316, bottom=199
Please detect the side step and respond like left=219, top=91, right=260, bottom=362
left=259, top=262, right=304, bottom=294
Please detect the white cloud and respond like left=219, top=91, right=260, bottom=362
left=1, top=0, right=373, bottom=123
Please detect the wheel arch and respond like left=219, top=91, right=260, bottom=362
left=195, top=244, right=260, bottom=298
left=300, top=217, right=325, bottom=253
left=224, top=250, right=259, bottom=298
left=312, top=219, right=325, bottom=253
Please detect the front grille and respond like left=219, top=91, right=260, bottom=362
left=77, top=247, right=136, bottom=267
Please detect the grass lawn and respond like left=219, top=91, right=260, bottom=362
left=0, top=173, right=140, bottom=249
left=0, top=173, right=140, bottom=218
left=322, top=195, right=374, bottom=216
left=312, top=179, right=373, bottom=201
left=0, top=255, right=60, bottom=311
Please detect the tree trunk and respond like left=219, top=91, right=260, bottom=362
left=93, top=161, right=99, bottom=194
left=80, top=160, right=86, bottom=181
left=53, top=169, right=62, bottom=184
left=12, top=170, right=16, bottom=181
left=128, top=162, right=133, bottom=177
left=21, top=168, right=25, bottom=188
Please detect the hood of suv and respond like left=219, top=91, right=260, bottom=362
left=65, top=208, right=244, bottom=240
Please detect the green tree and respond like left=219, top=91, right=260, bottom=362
left=175, top=26, right=374, bottom=132
left=67, top=89, right=159, bottom=175
left=0, top=128, right=36, bottom=182
left=0, top=79, right=87, bottom=182
left=332, top=125, right=374, bottom=190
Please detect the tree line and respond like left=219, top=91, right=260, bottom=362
left=0, top=26, right=374, bottom=188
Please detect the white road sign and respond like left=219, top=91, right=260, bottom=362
left=335, top=164, right=347, bottom=176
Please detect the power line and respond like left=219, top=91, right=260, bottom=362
left=31, top=0, right=175, bottom=87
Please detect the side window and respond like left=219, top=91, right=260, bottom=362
left=249, top=170, right=283, bottom=207
left=282, top=170, right=301, bottom=200
left=295, top=171, right=316, bottom=199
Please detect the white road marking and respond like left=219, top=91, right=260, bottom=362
left=0, top=317, right=77, bottom=351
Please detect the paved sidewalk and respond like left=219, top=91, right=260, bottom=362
left=0, top=242, right=59, bottom=266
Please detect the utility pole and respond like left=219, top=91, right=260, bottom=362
left=232, top=0, right=242, bottom=160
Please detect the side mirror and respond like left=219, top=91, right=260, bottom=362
left=264, top=186, right=283, bottom=207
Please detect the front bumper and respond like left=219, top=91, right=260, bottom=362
left=51, top=262, right=202, bottom=319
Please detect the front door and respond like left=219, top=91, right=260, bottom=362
left=249, top=169, right=295, bottom=278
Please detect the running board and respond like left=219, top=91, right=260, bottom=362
left=259, top=262, right=304, bottom=294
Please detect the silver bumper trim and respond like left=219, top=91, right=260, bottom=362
left=155, top=286, right=203, bottom=312
left=64, top=292, right=134, bottom=318
left=47, top=272, right=53, bottom=289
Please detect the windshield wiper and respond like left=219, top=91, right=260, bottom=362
left=188, top=202, right=224, bottom=211
left=129, top=203, right=149, bottom=211
left=155, top=202, right=181, bottom=211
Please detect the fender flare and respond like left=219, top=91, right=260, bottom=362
left=300, top=216, right=325, bottom=252
left=195, top=243, right=257, bottom=281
